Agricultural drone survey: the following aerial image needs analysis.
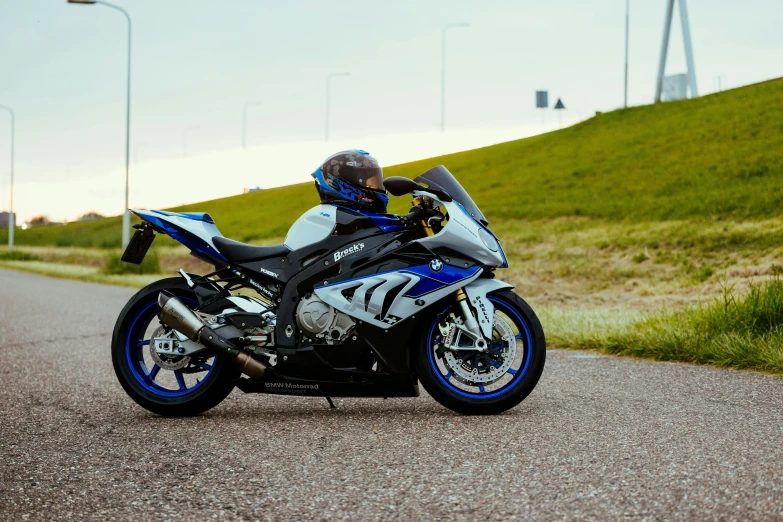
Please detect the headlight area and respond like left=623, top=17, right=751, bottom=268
left=478, top=228, right=499, bottom=252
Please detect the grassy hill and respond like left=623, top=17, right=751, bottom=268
left=4, top=78, right=782, bottom=248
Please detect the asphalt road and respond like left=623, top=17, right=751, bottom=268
left=1, top=268, right=782, bottom=521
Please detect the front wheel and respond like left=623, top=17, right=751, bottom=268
left=416, top=289, right=546, bottom=415
left=111, top=277, right=238, bottom=417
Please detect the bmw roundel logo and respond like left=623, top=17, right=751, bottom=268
left=430, top=258, right=443, bottom=272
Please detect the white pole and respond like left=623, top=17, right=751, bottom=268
left=678, top=0, right=698, bottom=97
left=0, top=105, right=13, bottom=252
left=122, top=6, right=131, bottom=248
left=654, top=0, right=675, bottom=102
left=70, top=1, right=132, bottom=247
left=624, top=0, right=630, bottom=107
left=441, top=24, right=469, bottom=133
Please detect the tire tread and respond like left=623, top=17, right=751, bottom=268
left=415, top=289, right=546, bottom=415
left=111, top=277, right=237, bottom=417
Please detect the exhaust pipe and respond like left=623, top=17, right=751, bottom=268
left=157, top=291, right=266, bottom=380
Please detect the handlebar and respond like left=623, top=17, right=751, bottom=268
left=400, top=205, right=444, bottom=230
left=400, top=205, right=427, bottom=227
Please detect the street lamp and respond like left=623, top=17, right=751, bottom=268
left=325, top=72, right=350, bottom=142
left=242, top=102, right=263, bottom=149
left=624, top=0, right=630, bottom=108
left=441, top=23, right=469, bottom=133
left=0, top=104, right=14, bottom=253
left=67, top=0, right=132, bottom=248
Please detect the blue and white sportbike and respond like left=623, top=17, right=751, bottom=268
left=112, top=151, right=546, bottom=415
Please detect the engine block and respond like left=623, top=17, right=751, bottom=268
left=296, top=293, right=355, bottom=344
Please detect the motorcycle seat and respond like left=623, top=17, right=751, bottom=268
left=213, top=236, right=290, bottom=263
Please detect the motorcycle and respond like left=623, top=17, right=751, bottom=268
left=112, top=165, right=546, bottom=415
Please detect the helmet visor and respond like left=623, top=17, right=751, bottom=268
left=341, top=165, right=385, bottom=191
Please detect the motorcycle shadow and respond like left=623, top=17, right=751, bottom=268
left=137, top=395, right=543, bottom=422
left=204, top=396, right=457, bottom=421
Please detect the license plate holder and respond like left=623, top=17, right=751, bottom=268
left=121, top=227, right=156, bottom=264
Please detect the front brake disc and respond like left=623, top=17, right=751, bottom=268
left=443, top=313, right=516, bottom=384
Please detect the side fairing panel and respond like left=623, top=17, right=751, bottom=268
left=314, top=264, right=481, bottom=328
left=284, top=205, right=338, bottom=251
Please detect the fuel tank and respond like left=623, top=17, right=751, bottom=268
left=284, top=205, right=403, bottom=251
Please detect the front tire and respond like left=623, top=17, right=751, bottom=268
left=416, top=289, right=546, bottom=415
left=111, top=277, right=238, bottom=417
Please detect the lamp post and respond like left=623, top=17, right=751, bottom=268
left=441, top=23, right=469, bottom=132
left=325, top=72, right=350, bottom=142
left=624, top=0, right=630, bottom=108
left=242, top=102, right=263, bottom=150
left=0, top=105, right=14, bottom=252
left=67, top=0, right=132, bottom=248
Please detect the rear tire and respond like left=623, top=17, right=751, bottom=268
left=111, top=277, right=238, bottom=417
left=416, top=289, right=546, bottom=415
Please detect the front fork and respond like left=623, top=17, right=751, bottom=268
left=414, top=198, right=486, bottom=350
left=441, top=289, right=488, bottom=351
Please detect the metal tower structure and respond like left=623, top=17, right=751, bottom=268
left=654, top=0, right=698, bottom=102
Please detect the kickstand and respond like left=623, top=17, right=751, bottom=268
left=326, top=396, right=336, bottom=409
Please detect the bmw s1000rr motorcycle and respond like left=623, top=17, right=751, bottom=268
left=112, top=154, right=545, bottom=416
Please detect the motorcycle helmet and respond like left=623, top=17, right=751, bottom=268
left=312, top=149, right=389, bottom=212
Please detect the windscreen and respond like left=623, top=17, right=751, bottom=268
left=414, top=165, right=488, bottom=225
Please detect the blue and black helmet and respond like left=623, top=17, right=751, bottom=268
left=312, top=150, right=389, bottom=212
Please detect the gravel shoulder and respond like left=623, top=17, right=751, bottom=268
left=1, top=269, right=781, bottom=521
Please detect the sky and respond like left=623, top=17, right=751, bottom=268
left=0, top=0, right=781, bottom=223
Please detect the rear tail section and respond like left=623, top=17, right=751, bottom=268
left=128, top=209, right=227, bottom=265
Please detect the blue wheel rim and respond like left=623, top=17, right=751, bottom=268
left=427, top=296, right=532, bottom=400
left=125, top=298, right=217, bottom=398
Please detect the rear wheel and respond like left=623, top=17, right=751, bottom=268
left=111, top=277, right=238, bottom=417
left=416, top=289, right=546, bottom=415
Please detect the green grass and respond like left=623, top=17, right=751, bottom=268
left=2, top=77, right=782, bottom=248
left=0, top=251, right=41, bottom=261
left=1, top=78, right=782, bottom=376
left=538, top=306, right=645, bottom=345
left=102, top=249, right=161, bottom=275
left=563, top=278, right=783, bottom=375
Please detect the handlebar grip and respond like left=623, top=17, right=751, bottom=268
left=401, top=206, right=425, bottom=227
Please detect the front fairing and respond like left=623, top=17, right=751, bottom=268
left=414, top=165, right=488, bottom=226
left=413, top=194, right=507, bottom=268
